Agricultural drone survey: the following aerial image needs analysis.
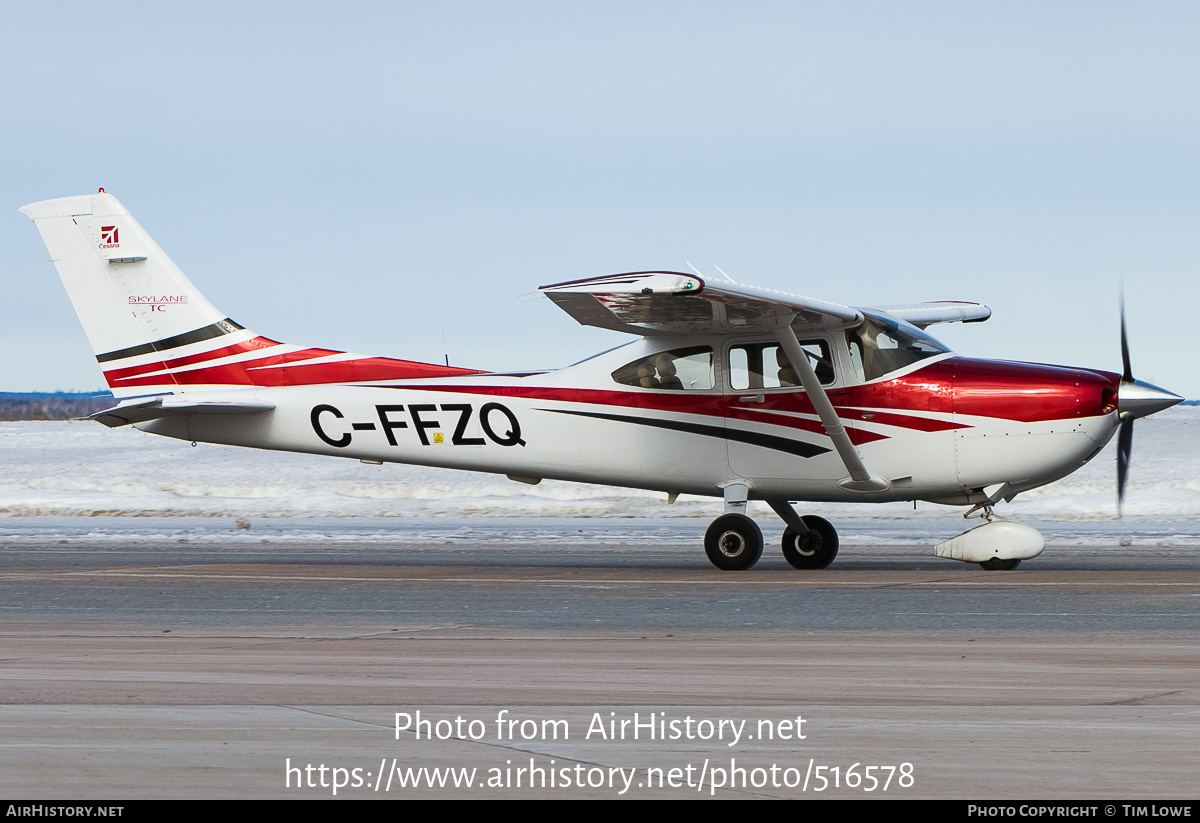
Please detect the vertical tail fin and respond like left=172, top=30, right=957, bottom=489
left=21, top=192, right=246, bottom=364
left=22, top=192, right=483, bottom=397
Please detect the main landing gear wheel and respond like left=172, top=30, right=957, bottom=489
left=979, top=558, right=1021, bottom=571
left=781, top=515, right=839, bottom=570
left=704, top=513, right=763, bottom=571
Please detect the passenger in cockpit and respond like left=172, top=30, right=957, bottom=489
left=776, top=347, right=797, bottom=387
left=654, top=354, right=683, bottom=390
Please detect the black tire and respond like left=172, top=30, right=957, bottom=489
left=781, top=515, right=839, bottom=570
left=703, top=513, right=763, bottom=571
left=979, top=558, right=1021, bottom=571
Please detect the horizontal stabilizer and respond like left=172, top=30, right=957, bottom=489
left=89, top=397, right=276, bottom=428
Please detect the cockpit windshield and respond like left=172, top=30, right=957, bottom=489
left=846, top=312, right=949, bottom=382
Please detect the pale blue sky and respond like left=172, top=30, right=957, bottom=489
left=3, top=1, right=1197, bottom=395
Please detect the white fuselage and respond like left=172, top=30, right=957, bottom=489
left=137, top=333, right=1121, bottom=507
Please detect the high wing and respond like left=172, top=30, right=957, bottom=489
left=869, top=301, right=991, bottom=328
left=540, top=271, right=991, bottom=336
left=539, top=272, right=863, bottom=335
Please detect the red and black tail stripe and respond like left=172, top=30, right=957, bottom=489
left=97, top=320, right=484, bottom=389
left=96, top=319, right=246, bottom=363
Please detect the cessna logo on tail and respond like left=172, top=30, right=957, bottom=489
left=99, top=226, right=119, bottom=248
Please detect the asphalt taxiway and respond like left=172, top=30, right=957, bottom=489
left=1, top=527, right=1196, bottom=798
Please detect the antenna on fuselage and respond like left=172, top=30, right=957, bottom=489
left=442, top=329, right=449, bottom=367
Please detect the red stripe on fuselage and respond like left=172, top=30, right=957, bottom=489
left=385, top=357, right=1117, bottom=429
left=115, top=358, right=484, bottom=388
left=102, top=345, right=1117, bottom=425
left=834, top=409, right=964, bottom=433
left=103, top=338, right=296, bottom=383
left=376, top=384, right=890, bottom=444
left=104, top=342, right=486, bottom=388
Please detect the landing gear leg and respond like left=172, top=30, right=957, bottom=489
left=768, top=500, right=840, bottom=570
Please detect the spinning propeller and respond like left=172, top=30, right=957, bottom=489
left=1115, top=299, right=1182, bottom=515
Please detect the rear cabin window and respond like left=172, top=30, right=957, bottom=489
left=612, top=346, right=715, bottom=390
left=728, top=340, right=834, bottom=391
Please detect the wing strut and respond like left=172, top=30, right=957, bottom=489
left=768, top=317, right=891, bottom=493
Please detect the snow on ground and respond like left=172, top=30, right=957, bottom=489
left=1, top=407, right=1196, bottom=545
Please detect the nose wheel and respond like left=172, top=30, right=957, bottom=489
left=703, top=513, right=763, bottom=570
left=979, top=558, right=1021, bottom=571
left=781, top=515, right=839, bottom=570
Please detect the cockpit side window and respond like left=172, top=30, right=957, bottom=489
left=846, top=314, right=948, bottom=382
left=612, top=346, right=715, bottom=390
left=728, top=340, right=834, bottom=390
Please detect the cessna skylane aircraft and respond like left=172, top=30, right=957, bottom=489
left=21, top=191, right=1182, bottom=570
